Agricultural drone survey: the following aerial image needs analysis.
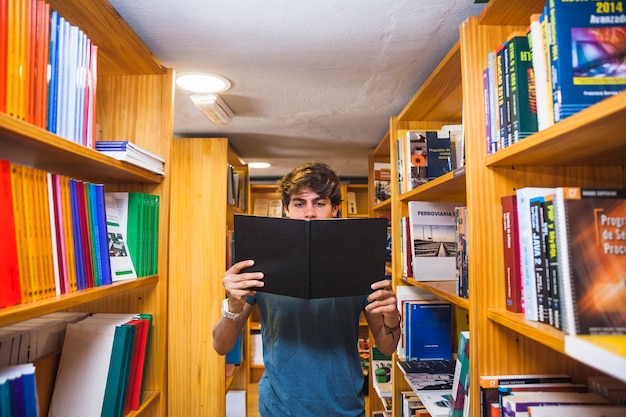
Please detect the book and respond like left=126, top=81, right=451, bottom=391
left=104, top=193, right=138, bottom=281
left=406, top=131, right=430, bottom=189
left=530, top=195, right=549, bottom=324
left=527, top=404, right=626, bottom=416
left=252, top=198, right=269, bottom=216
left=501, top=195, right=523, bottom=313
left=415, top=389, right=452, bottom=417
left=564, top=334, right=626, bottom=392
left=407, top=201, right=460, bottom=281
left=455, top=206, right=469, bottom=298
left=515, top=187, right=556, bottom=322
left=404, top=301, right=452, bottom=362
left=548, top=0, right=626, bottom=123
left=507, top=30, right=538, bottom=143
left=267, top=200, right=283, bottom=218
left=498, top=383, right=589, bottom=412
left=450, top=331, right=470, bottom=417
left=233, top=215, right=388, bottom=299
left=0, top=160, right=21, bottom=308
left=479, top=373, right=572, bottom=417
left=95, top=141, right=165, bottom=175
left=543, top=194, right=561, bottom=329
left=501, top=391, right=611, bottom=417
left=553, top=187, right=626, bottom=335
left=426, top=130, right=452, bottom=180
left=373, top=162, right=391, bottom=204
left=528, top=12, right=552, bottom=132
left=395, top=285, right=439, bottom=360
left=440, top=124, right=464, bottom=169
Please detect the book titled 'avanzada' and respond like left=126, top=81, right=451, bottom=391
left=234, top=215, right=388, bottom=299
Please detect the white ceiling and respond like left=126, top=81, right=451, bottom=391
left=107, top=0, right=485, bottom=179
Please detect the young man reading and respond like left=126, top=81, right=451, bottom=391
left=213, top=162, right=400, bottom=417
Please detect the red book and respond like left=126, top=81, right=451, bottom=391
left=122, top=318, right=145, bottom=414
left=501, top=194, right=523, bottom=313
left=0, top=0, right=7, bottom=112
left=0, top=160, right=22, bottom=307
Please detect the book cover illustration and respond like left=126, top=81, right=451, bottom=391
left=234, top=215, right=388, bottom=299
left=104, top=193, right=137, bottom=281
left=554, top=187, right=626, bottom=335
left=549, top=0, right=626, bottom=122
left=407, top=201, right=460, bottom=281
left=373, top=162, right=391, bottom=204
left=407, top=131, right=430, bottom=189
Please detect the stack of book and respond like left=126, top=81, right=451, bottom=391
left=49, top=313, right=153, bottom=417
left=95, top=141, right=165, bottom=175
left=484, top=0, right=626, bottom=154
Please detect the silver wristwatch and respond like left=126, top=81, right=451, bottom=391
left=222, top=298, right=242, bottom=320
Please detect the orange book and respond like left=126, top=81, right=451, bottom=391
left=11, top=164, right=35, bottom=301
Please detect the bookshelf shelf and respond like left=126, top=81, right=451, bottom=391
left=485, top=92, right=626, bottom=168
left=398, top=167, right=466, bottom=203
left=129, top=390, right=160, bottom=417
left=487, top=308, right=565, bottom=354
left=404, top=279, right=469, bottom=311
left=0, top=276, right=158, bottom=327
left=564, top=336, right=626, bottom=383
left=0, top=113, right=164, bottom=184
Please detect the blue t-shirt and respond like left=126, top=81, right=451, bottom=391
left=248, top=292, right=368, bottom=417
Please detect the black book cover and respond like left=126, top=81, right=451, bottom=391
left=234, top=215, right=388, bottom=299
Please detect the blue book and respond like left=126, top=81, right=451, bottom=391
left=426, top=131, right=452, bottom=180
left=95, top=184, right=113, bottom=286
left=101, top=324, right=135, bottom=417
left=69, top=179, right=86, bottom=290
left=47, top=11, right=60, bottom=133
left=549, top=0, right=626, bottom=122
left=405, top=301, right=452, bottom=361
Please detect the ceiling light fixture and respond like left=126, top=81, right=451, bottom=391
left=248, top=162, right=271, bottom=169
left=189, top=93, right=234, bottom=125
left=176, top=73, right=231, bottom=93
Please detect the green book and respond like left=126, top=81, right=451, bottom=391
left=507, top=30, right=538, bottom=144
left=101, top=324, right=135, bottom=417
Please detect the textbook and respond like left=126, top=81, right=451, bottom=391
left=553, top=187, right=626, bottom=335
left=233, top=215, right=388, bottom=299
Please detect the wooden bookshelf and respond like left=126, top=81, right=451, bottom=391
left=369, top=0, right=626, bottom=415
left=0, top=0, right=173, bottom=415
left=168, top=138, right=250, bottom=415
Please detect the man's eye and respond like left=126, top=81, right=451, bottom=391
left=315, top=201, right=328, bottom=207
left=292, top=202, right=304, bottom=208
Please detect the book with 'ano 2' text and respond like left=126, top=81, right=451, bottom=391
left=234, top=215, right=388, bottom=299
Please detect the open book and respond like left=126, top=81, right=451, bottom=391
left=234, top=215, right=388, bottom=299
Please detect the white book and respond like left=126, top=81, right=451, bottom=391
left=253, top=199, right=269, bottom=216
left=527, top=404, right=626, bottom=417
left=104, top=193, right=137, bottom=281
left=416, top=389, right=452, bottom=417
left=529, top=12, right=550, bottom=132
left=408, top=201, right=461, bottom=281
left=48, top=319, right=122, bottom=417
left=268, top=200, right=283, bottom=218
left=515, top=187, right=555, bottom=322
left=501, top=391, right=611, bottom=417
